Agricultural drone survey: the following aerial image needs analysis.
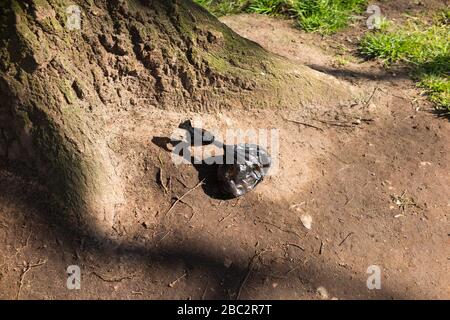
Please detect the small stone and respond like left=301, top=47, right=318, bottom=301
left=300, top=213, right=313, bottom=230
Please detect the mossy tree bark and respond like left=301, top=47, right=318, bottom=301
left=0, top=0, right=357, bottom=235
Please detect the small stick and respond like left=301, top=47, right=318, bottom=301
left=285, top=266, right=300, bottom=276
left=157, top=230, right=171, bottom=244
left=165, top=179, right=205, bottom=216
left=256, top=219, right=303, bottom=239
left=286, top=243, right=305, bottom=251
left=16, top=259, right=47, bottom=300
left=169, top=272, right=187, bottom=288
left=177, top=199, right=196, bottom=221
left=92, top=272, right=135, bottom=283
left=158, top=153, right=164, bottom=166
left=364, top=86, right=379, bottom=108
left=338, top=232, right=354, bottom=246
left=176, top=177, right=189, bottom=188
left=319, top=241, right=324, bottom=255
left=231, top=198, right=242, bottom=207
left=201, top=280, right=209, bottom=300
left=24, top=232, right=32, bottom=248
left=157, top=167, right=169, bottom=193
left=283, top=117, right=324, bottom=131
left=312, top=118, right=354, bottom=128
left=359, top=118, right=374, bottom=123
left=344, top=195, right=354, bottom=206
left=219, top=211, right=234, bottom=223
left=236, top=250, right=267, bottom=300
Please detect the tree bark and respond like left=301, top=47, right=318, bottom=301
left=0, top=0, right=358, bottom=235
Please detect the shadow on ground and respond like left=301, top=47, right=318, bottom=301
left=0, top=160, right=408, bottom=300
left=307, top=64, right=411, bottom=82
left=151, top=136, right=236, bottom=200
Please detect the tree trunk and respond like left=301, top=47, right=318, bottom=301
left=0, top=0, right=358, bottom=235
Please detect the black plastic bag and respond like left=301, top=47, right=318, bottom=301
left=177, top=120, right=271, bottom=198
left=218, top=144, right=271, bottom=198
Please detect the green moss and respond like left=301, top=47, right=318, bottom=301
left=40, top=14, right=63, bottom=33
left=0, top=46, right=10, bottom=71
left=195, top=0, right=367, bottom=34
left=12, top=2, right=37, bottom=44
left=15, top=109, right=33, bottom=130
left=58, top=80, right=76, bottom=104
left=9, top=0, right=53, bottom=70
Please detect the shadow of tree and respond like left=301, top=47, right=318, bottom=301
left=308, top=58, right=450, bottom=120
left=151, top=136, right=236, bottom=200
left=306, top=63, right=410, bottom=82
left=0, top=161, right=409, bottom=300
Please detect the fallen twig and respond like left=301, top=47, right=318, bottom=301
left=338, top=232, right=354, bottom=247
left=165, top=179, right=205, bottom=216
left=176, top=177, right=189, bottom=188
left=283, top=117, right=324, bottom=131
left=219, top=211, right=234, bottom=224
left=256, top=218, right=303, bottom=239
left=157, top=167, right=169, bottom=193
left=344, top=195, right=354, bottom=206
left=16, top=259, right=47, bottom=300
left=319, top=240, right=324, bottom=255
left=201, top=280, right=209, bottom=300
left=286, top=243, right=305, bottom=251
left=312, top=118, right=354, bottom=128
left=176, top=198, right=195, bottom=220
left=169, top=272, right=187, bottom=288
left=92, top=271, right=136, bottom=283
left=157, top=230, right=171, bottom=244
left=236, top=250, right=268, bottom=300
left=364, top=86, right=379, bottom=108
left=285, top=266, right=300, bottom=276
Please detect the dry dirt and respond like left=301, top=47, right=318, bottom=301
left=0, top=7, right=449, bottom=300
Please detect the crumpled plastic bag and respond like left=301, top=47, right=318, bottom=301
left=178, top=121, right=271, bottom=198
left=218, top=144, right=271, bottom=198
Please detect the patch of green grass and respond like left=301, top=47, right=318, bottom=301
left=360, top=14, right=450, bottom=113
left=247, top=0, right=294, bottom=15
left=194, top=0, right=246, bottom=16
left=194, top=0, right=367, bottom=34
left=293, top=0, right=367, bottom=34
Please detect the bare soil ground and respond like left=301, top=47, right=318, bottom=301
left=0, top=3, right=449, bottom=299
